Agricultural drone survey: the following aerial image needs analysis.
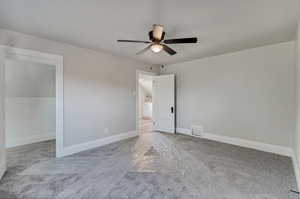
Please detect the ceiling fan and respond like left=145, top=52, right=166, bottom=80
left=117, top=24, right=198, bottom=56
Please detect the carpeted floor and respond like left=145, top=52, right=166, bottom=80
left=139, top=118, right=154, bottom=134
left=0, top=131, right=298, bottom=199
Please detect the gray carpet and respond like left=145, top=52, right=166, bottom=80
left=0, top=132, right=298, bottom=199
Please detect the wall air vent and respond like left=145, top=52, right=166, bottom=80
left=191, top=125, right=203, bottom=137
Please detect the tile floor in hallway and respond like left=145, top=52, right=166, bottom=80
left=0, top=130, right=298, bottom=199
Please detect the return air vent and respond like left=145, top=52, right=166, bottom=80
left=191, top=125, right=203, bottom=137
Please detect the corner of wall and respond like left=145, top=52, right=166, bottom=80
left=294, top=19, right=300, bottom=192
left=291, top=152, right=300, bottom=191
left=0, top=162, right=6, bottom=180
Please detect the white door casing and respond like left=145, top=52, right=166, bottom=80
left=152, top=74, right=175, bottom=133
left=0, top=45, right=64, bottom=160
left=0, top=47, right=6, bottom=180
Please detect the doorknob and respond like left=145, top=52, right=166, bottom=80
left=171, top=106, right=174, bottom=113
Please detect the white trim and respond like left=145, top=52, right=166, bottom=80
left=136, top=69, right=157, bottom=134
left=5, top=133, right=55, bottom=148
left=291, top=152, right=300, bottom=191
left=177, top=127, right=300, bottom=191
left=60, top=131, right=138, bottom=157
left=0, top=47, right=6, bottom=180
left=176, top=128, right=202, bottom=138
left=55, top=53, right=64, bottom=158
left=0, top=45, right=64, bottom=158
left=202, top=132, right=293, bottom=157
left=176, top=128, right=293, bottom=157
left=0, top=163, right=6, bottom=180
left=176, top=128, right=193, bottom=136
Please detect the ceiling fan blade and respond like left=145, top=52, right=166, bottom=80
left=162, top=44, right=177, bottom=55
left=164, top=37, right=198, bottom=44
left=117, top=40, right=151, bottom=44
left=136, top=45, right=152, bottom=55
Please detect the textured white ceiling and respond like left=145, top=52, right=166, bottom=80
left=0, top=0, right=298, bottom=65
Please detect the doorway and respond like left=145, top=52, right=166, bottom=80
left=138, top=74, right=154, bottom=134
left=0, top=46, right=63, bottom=179
left=136, top=70, right=175, bottom=135
left=5, top=58, right=56, bottom=148
left=0, top=46, right=63, bottom=181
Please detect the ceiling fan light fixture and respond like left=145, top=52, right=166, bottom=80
left=151, top=44, right=163, bottom=53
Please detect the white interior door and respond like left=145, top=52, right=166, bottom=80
left=0, top=47, right=7, bottom=179
left=153, top=74, right=175, bottom=133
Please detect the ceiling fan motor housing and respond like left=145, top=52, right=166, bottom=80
left=149, top=31, right=165, bottom=42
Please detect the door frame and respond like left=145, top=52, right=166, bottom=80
left=0, top=47, right=5, bottom=179
left=136, top=69, right=157, bottom=134
left=0, top=45, right=64, bottom=158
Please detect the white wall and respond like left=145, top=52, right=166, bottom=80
left=5, top=59, right=56, bottom=147
left=138, top=82, right=144, bottom=118
left=163, top=41, right=296, bottom=147
left=5, top=98, right=55, bottom=147
left=5, top=59, right=55, bottom=97
left=0, top=28, right=159, bottom=148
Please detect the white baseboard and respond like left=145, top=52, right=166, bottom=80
left=60, top=131, right=138, bottom=157
left=291, top=153, right=300, bottom=191
left=176, top=128, right=292, bottom=157
left=177, top=127, right=300, bottom=190
left=176, top=128, right=192, bottom=136
left=202, top=132, right=293, bottom=157
left=6, top=133, right=55, bottom=148
left=0, top=163, right=6, bottom=180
